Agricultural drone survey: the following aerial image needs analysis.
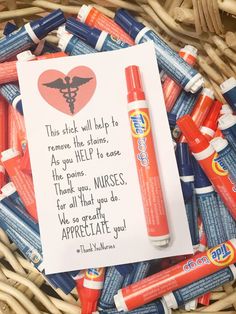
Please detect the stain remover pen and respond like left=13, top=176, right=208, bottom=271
left=0, top=10, right=65, bottom=63
left=115, top=9, right=204, bottom=93
left=125, top=65, right=170, bottom=247
left=177, top=115, right=236, bottom=220
left=114, top=240, right=236, bottom=312
left=66, top=18, right=129, bottom=52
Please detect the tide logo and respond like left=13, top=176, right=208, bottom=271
left=130, top=111, right=150, bottom=138
left=110, top=35, right=120, bottom=43
left=212, top=153, right=228, bottom=176
left=207, top=243, right=234, bottom=266
left=86, top=268, right=103, bottom=279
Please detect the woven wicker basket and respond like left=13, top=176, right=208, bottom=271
left=0, top=1, right=236, bottom=313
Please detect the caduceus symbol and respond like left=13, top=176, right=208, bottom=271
left=43, top=76, right=93, bottom=114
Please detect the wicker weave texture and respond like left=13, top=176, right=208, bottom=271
left=0, top=1, right=235, bottom=313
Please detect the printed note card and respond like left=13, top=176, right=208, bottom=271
left=17, top=42, right=193, bottom=274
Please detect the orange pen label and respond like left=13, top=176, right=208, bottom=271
left=207, top=242, right=235, bottom=266
left=85, top=7, right=134, bottom=45
left=212, top=153, right=228, bottom=176
left=85, top=8, right=100, bottom=26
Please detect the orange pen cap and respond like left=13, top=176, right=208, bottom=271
left=177, top=115, right=210, bottom=153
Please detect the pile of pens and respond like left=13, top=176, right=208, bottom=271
left=0, top=3, right=236, bottom=314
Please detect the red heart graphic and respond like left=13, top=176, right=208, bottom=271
left=38, top=66, right=96, bottom=116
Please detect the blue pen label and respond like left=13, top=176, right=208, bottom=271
left=99, top=266, right=124, bottom=308
left=2, top=197, right=39, bottom=233
left=174, top=267, right=234, bottom=306
left=0, top=203, right=42, bottom=252
left=171, top=91, right=199, bottom=119
left=217, top=194, right=236, bottom=240
left=222, top=88, right=236, bottom=112
left=41, top=42, right=60, bottom=54
left=138, top=30, right=198, bottom=88
left=0, top=83, right=20, bottom=105
left=101, top=35, right=129, bottom=51
left=196, top=192, right=226, bottom=248
left=222, top=126, right=236, bottom=153
left=0, top=220, right=43, bottom=269
left=184, top=200, right=197, bottom=246
left=66, top=36, right=96, bottom=56
left=131, top=262, right=150, bottom=283
left=0, top=26, right=36, bottom=62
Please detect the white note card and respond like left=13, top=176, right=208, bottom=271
left=17, top=42, right=193, bottom=274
